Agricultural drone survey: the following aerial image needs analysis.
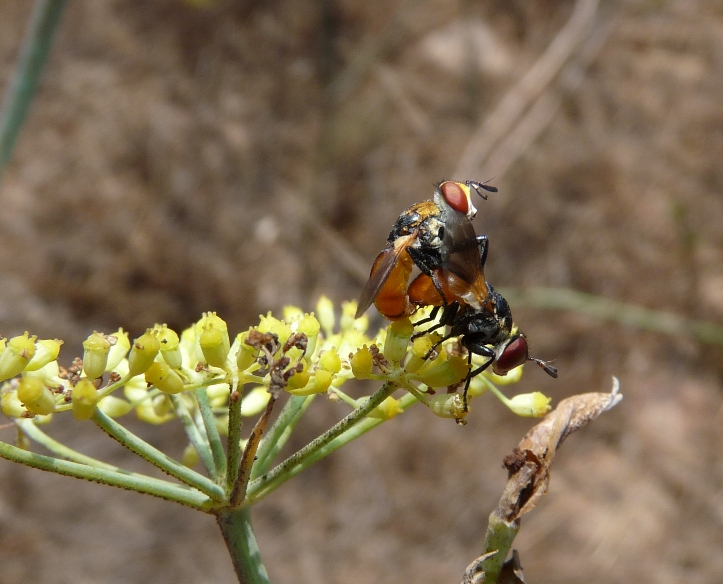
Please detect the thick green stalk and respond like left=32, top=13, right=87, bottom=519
left=0, top=0, right=67, bottom=180
left=0, top=439, right=212, bottom=510
left=477, top=513, right=520, bottom=582
left=92, top=409, right=225, bottom=502
left=216, top=507, right=270, bottom=584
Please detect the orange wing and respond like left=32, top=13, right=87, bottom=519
left=355, top=234, right=417, bottom=319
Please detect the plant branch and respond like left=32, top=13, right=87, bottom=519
left=246, top=385, right=407, bottom=503
left=0, top=439, right=213, bottom=510
left=92, top=409, right=225, bottom=502
left=250, top=394, right=314, bottom=481
left=16, top=418, right=119, bottom=472
left=216, top=507, right=270, bottom=584
left=170, top=393, right=217, bottom=479
left=230, top=393, right=277, bottom=507
left=226, top=385, right=243, bottom=496
left=195, top=387, right=227, bottom=480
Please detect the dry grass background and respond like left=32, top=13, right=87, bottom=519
left=1, top=0, right=723, bottom=582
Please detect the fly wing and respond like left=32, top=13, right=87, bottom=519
left=440, top=208, right=489, bottom=307
left=355, top=234, right=416, bottom=318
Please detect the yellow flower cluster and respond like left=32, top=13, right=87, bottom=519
left=0, top=298, right=550, bottom=427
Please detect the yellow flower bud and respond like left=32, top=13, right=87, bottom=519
left=240, top=386, right=271, bottom=416
left=467, top=374, right=489, bottom=398
left=17, top=377, right=56, bottom=415
left=207, top=382, right=231, bottom=408
left=152, top=394, right=173, bottom=417
left=196, top=312, right=231, bottom=366
left=34, top=413, right=53, bottom=425
left=128, top=330, right=161, bottom=377
left=25, top=339, right=63, bottom=372
left=428, top=393, right=466, bottom=419
left=316, top=296, right=335, bottom=335
left=0, top=332, right=37, bottom=382
left=404, top=334, right=440, bottom=373
left=97, top=395, right=133, bottom=418
left=72, top=379, right=99, bottom=421
left=507, top=392, right=552, bottom=417
left=1, top=388, right=24, bottom=418
left=483, top=363, right=524, bottom=386
left=257, top=313, right=283, bottom=334
left=296, top=314, right=320, bottom=356
left=106, top=329, right=131, bottom=371
left=235, top=331, right=258, bottom=371
left=286, top=361, right=311, bottom=389
left=145, top=361, right=185, bottom=394
left=156, top=324, right=182, bottom=370
left=383, top=318, right=413, bottom=364
left=367, top=396, right=404, bottom=420
left=339, top=301, right=358, bottom=332
left=351, top=346, right=373, bottom=379
left=181, top=443, right=200, bottom=468
left=268, top=321, right=292, bottom=347
left=82, top=332, right=111, bottom=379
left=417, top=355, right=469, bottom=388
left=282, top=305, right=304, bottom=322
left=287, top=369, right=333, bottom=396
left=200, top=324, right=229, bottom=369
left=319, top=349, right=342, bottom=374
left=136, top=401, right=175, bottom=425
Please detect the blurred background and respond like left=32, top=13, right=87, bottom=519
left=1, top=0, right=723, bottom=582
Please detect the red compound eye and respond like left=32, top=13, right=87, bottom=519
left=493, top=335, right=528, bottom=375
left=440, top=181, right=468, bottom=215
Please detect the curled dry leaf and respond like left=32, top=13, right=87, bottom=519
left=463, top=378, right=622, bottom=584
left=501, top=377, right=622, bottom=520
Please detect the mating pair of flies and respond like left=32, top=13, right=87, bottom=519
left=355, top=180, right=557, bottom=412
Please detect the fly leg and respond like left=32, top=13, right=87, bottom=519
left=460, top=342, right=496, bottom=412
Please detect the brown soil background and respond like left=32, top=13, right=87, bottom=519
left=1, top=0, right=723, bottom=582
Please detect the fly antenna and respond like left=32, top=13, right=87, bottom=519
left=528, top=356, right=558, bottom=378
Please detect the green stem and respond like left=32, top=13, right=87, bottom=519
left=170, top=393, right=217, bottom=480
left=246, top=383, right=399, bottom=502
left=195, top=387, right=227, bottom=480
left=477, top=512, right=520, bottom=582
left=250, top=395, right=314, bottom=480
left=0, top=0, right=67, bottom=180
left=247, top=393, right=418, bottom=503
left=16, top=418, right=118, bottom=471
left=226, top=385, right=243, bottom=496
left=215, top=507, right=270, bottom=584
left=0, top=439, right=213, bottom=510
left=92, top=409, right=225, bottom=502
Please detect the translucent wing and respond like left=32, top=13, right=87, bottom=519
left=440, top=208, right=489, bottom=307
left=355, top=234, right=417, bottom=318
